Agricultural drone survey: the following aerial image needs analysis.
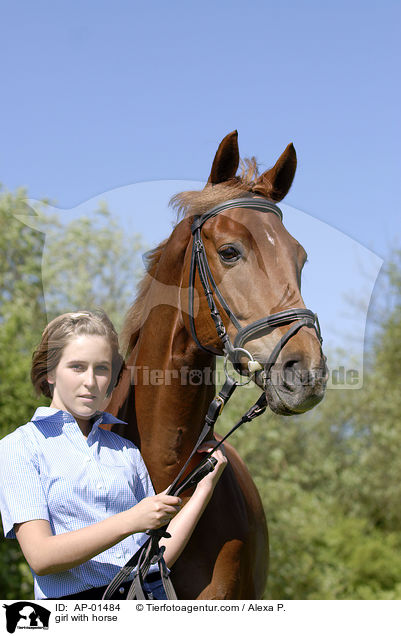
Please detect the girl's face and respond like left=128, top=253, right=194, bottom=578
left=48, top=335, right=113, bottom=429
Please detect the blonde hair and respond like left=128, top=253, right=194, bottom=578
left=31, top=310, right=124, bottom=398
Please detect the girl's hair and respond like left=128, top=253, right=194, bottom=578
left=31, top=310, right=125, bottom=398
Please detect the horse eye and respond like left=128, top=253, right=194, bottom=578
left=218, top=245, right=242, bottom=263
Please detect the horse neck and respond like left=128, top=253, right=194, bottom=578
left=133, top=303, right=216, bottom=492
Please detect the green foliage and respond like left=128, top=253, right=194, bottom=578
left=0, top=186, right=143, bottom=598
left=0, top=188, right=48, bottom=435
left=216, top=253, right=401, bottom=598
left=41, top=201, right=143, bottom=331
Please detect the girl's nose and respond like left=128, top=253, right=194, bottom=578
left=83, top=368, right=96, bottom=387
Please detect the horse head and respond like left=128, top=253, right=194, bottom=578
left=175, top=130, right=327, bottom=415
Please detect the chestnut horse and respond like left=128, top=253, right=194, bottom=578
left=106, top=131, right=327, bottom=599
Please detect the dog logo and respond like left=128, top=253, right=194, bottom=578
left=2, top=602, right=51, bottom=633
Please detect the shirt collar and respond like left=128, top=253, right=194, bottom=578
left=31, top=406, right=128, bottom=429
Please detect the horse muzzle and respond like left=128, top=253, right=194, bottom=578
left=230, top=309, right=328, bottom=416
left=257, top=357, right=328, bottom=415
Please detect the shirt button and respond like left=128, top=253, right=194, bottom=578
left=84, top=456, right=91, bottom=463
left=96, top=482, right=103, bottom=490
left=118, top=587, right=125, bottom=594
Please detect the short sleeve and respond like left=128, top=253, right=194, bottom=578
left=0, top=428, right=49, bottom=539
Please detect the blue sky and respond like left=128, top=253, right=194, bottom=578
left=2, top=0, right=400, bottom=371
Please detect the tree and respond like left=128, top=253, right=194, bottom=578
left=0, top=186, right=144, bottom=598
left=17, top=199, right=143, bottom=331
left=0, top=187, right=49, bottom=598
left=0, top=187, right=48, bottom=436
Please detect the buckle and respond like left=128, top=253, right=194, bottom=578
left=214, top=395, right=225, bottom=415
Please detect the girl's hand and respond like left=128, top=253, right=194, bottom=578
left=157, top=441, right=228, bottom=568
left=195, top=440, right=227, bottom=494
left=127, top=493, right=182, bottom=532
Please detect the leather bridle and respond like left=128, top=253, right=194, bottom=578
left=188, top=197, right=323, bottom=384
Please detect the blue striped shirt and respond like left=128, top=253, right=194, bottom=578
left=0, top=407, right=155, bottom=599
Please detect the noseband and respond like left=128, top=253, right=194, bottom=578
left=188, top=197, right=323, bottom=383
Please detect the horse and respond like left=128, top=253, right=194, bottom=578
left=105, top=130, right=327, bottom=599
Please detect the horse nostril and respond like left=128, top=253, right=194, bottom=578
left=281, top=359, right=308, bottom=390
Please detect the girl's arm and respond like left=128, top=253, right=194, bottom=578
left=160, top=444, right=227, bottom=568
left=15, top=492, right=182, bottom=576
left=15, top=444, right=226, bottom=576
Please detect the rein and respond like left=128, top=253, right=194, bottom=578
left=102, top=197, right=323, bottom=601
left=102, top=374, right=267, bottom=601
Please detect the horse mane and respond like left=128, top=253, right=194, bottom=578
left=120, top=157, right=260, bottom=356
left=120, top=239, right=168, bottom=354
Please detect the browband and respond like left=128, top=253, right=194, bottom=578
left=191, top=197, right=283, bottom=233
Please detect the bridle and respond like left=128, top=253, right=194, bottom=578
left=102, top=196, right=324, bottom=601
left=188, top=197, right=323, bottom=384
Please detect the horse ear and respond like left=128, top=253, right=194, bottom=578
left=207, top=130, right=240, bottom=185
left=253, top=143, right=297, bottom=201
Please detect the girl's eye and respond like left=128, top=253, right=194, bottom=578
left=218, top=245, right=242, bottom=263
left=96, top=365, right=110, bottom=372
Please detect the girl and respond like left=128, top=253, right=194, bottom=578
left=0, top=310, right=226, bottom=600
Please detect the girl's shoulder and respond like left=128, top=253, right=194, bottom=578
left=0, top=407, right=63, bottom=455
left=0, top=420, right=33, bottom=442
left=0, top=420, right=37, bottom=460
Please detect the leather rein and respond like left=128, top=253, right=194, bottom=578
left=102, top=197, right=323, bottom=601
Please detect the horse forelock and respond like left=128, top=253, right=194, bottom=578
left=170, top=157, right=261, bottom=220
